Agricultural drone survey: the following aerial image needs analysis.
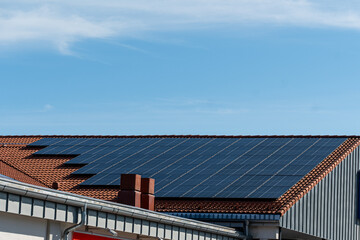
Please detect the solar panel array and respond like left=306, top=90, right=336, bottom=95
left=28, top=137, right=346, bottom=199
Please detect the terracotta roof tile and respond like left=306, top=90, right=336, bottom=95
left=0, top=160, right=47, bottom=187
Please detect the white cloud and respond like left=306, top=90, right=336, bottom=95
left=1, top=0, right=360, bottom=53
left=0, top=6, right=116, bottom=54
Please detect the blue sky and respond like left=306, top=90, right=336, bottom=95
left=1, top=0, right=360, bottom=135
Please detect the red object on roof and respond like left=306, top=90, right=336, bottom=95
left=0, top=135, right=359, bottom=216
left=73, top=232, right=122, bottom=240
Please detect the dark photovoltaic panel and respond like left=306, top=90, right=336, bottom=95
left=28, top=138, right=67, bottom=147
left=28, top=137, right=347, bottom=199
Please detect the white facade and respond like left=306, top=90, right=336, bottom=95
left=0, top=211, right=67, bottom=240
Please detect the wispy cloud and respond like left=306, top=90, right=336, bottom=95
left=43, top=104, right=54, bottom=112
left=1, top=0, right=360, bottom=53
left=0, top=6, right=115, bottom=54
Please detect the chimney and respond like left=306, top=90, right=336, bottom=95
left=52, top=181, right=59, bottom=190
left=141, top=178, right=155, bottom=211
left=118, top=174, right=141, bottom=208
left=118, top=174, right=155, bottom=211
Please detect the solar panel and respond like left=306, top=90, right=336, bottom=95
left=33, top=145, right=72, bottom=155
left=28, top=138, right=66, bottom=147
left=28, top=137, right=347, bottom=199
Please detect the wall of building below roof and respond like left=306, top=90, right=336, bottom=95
left=0, top=192, right=79, bottom=224
left=0, top=211, right=64, bottom=240
left=0, top=211, right=159, bottom=240
left=280, top=145, right=360, bottom=240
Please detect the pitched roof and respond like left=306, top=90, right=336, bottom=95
left=1, top=135, right=359, bottom=215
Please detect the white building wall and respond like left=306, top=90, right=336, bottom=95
left=0, top=211, right=47, bottom=240
left=0, top=212, right=65, bottom=240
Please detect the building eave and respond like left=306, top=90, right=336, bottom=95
left=0, top=177, right=245, bottom=239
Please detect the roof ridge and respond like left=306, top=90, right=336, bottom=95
left=0, top=135, right=357, bottom=138
left=277, top=137, right=360, bottom=215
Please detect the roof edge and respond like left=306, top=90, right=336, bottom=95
left=0, top=135, right=357, bottom=138
left=165, top=212, right=281, bottom=221
left=0, top=159, right=48, bottom=188
left=0, top=177, right=244, bottom=238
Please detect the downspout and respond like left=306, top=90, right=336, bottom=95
left=62, top=204, right=87, bottom=240
left=245, top=220, right=251, bottom=240
left=279, top=227, right=282, bottom=240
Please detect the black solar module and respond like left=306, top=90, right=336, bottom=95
left=28, top=138, right=66, bottom=147
left=29, top=137, right=346, bottom=199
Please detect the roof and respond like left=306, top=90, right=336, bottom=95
left=1, top=135, right=359, bottom=216
left=0, top=176, right=244, bottom=239
left=30, top=136, right=348, bottom=199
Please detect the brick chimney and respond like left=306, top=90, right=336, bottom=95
left=141, top=178, right=155, bottom=211
left=118, top=174, right=155, bottom=211
left=118, top=174, right=141, bottom=208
